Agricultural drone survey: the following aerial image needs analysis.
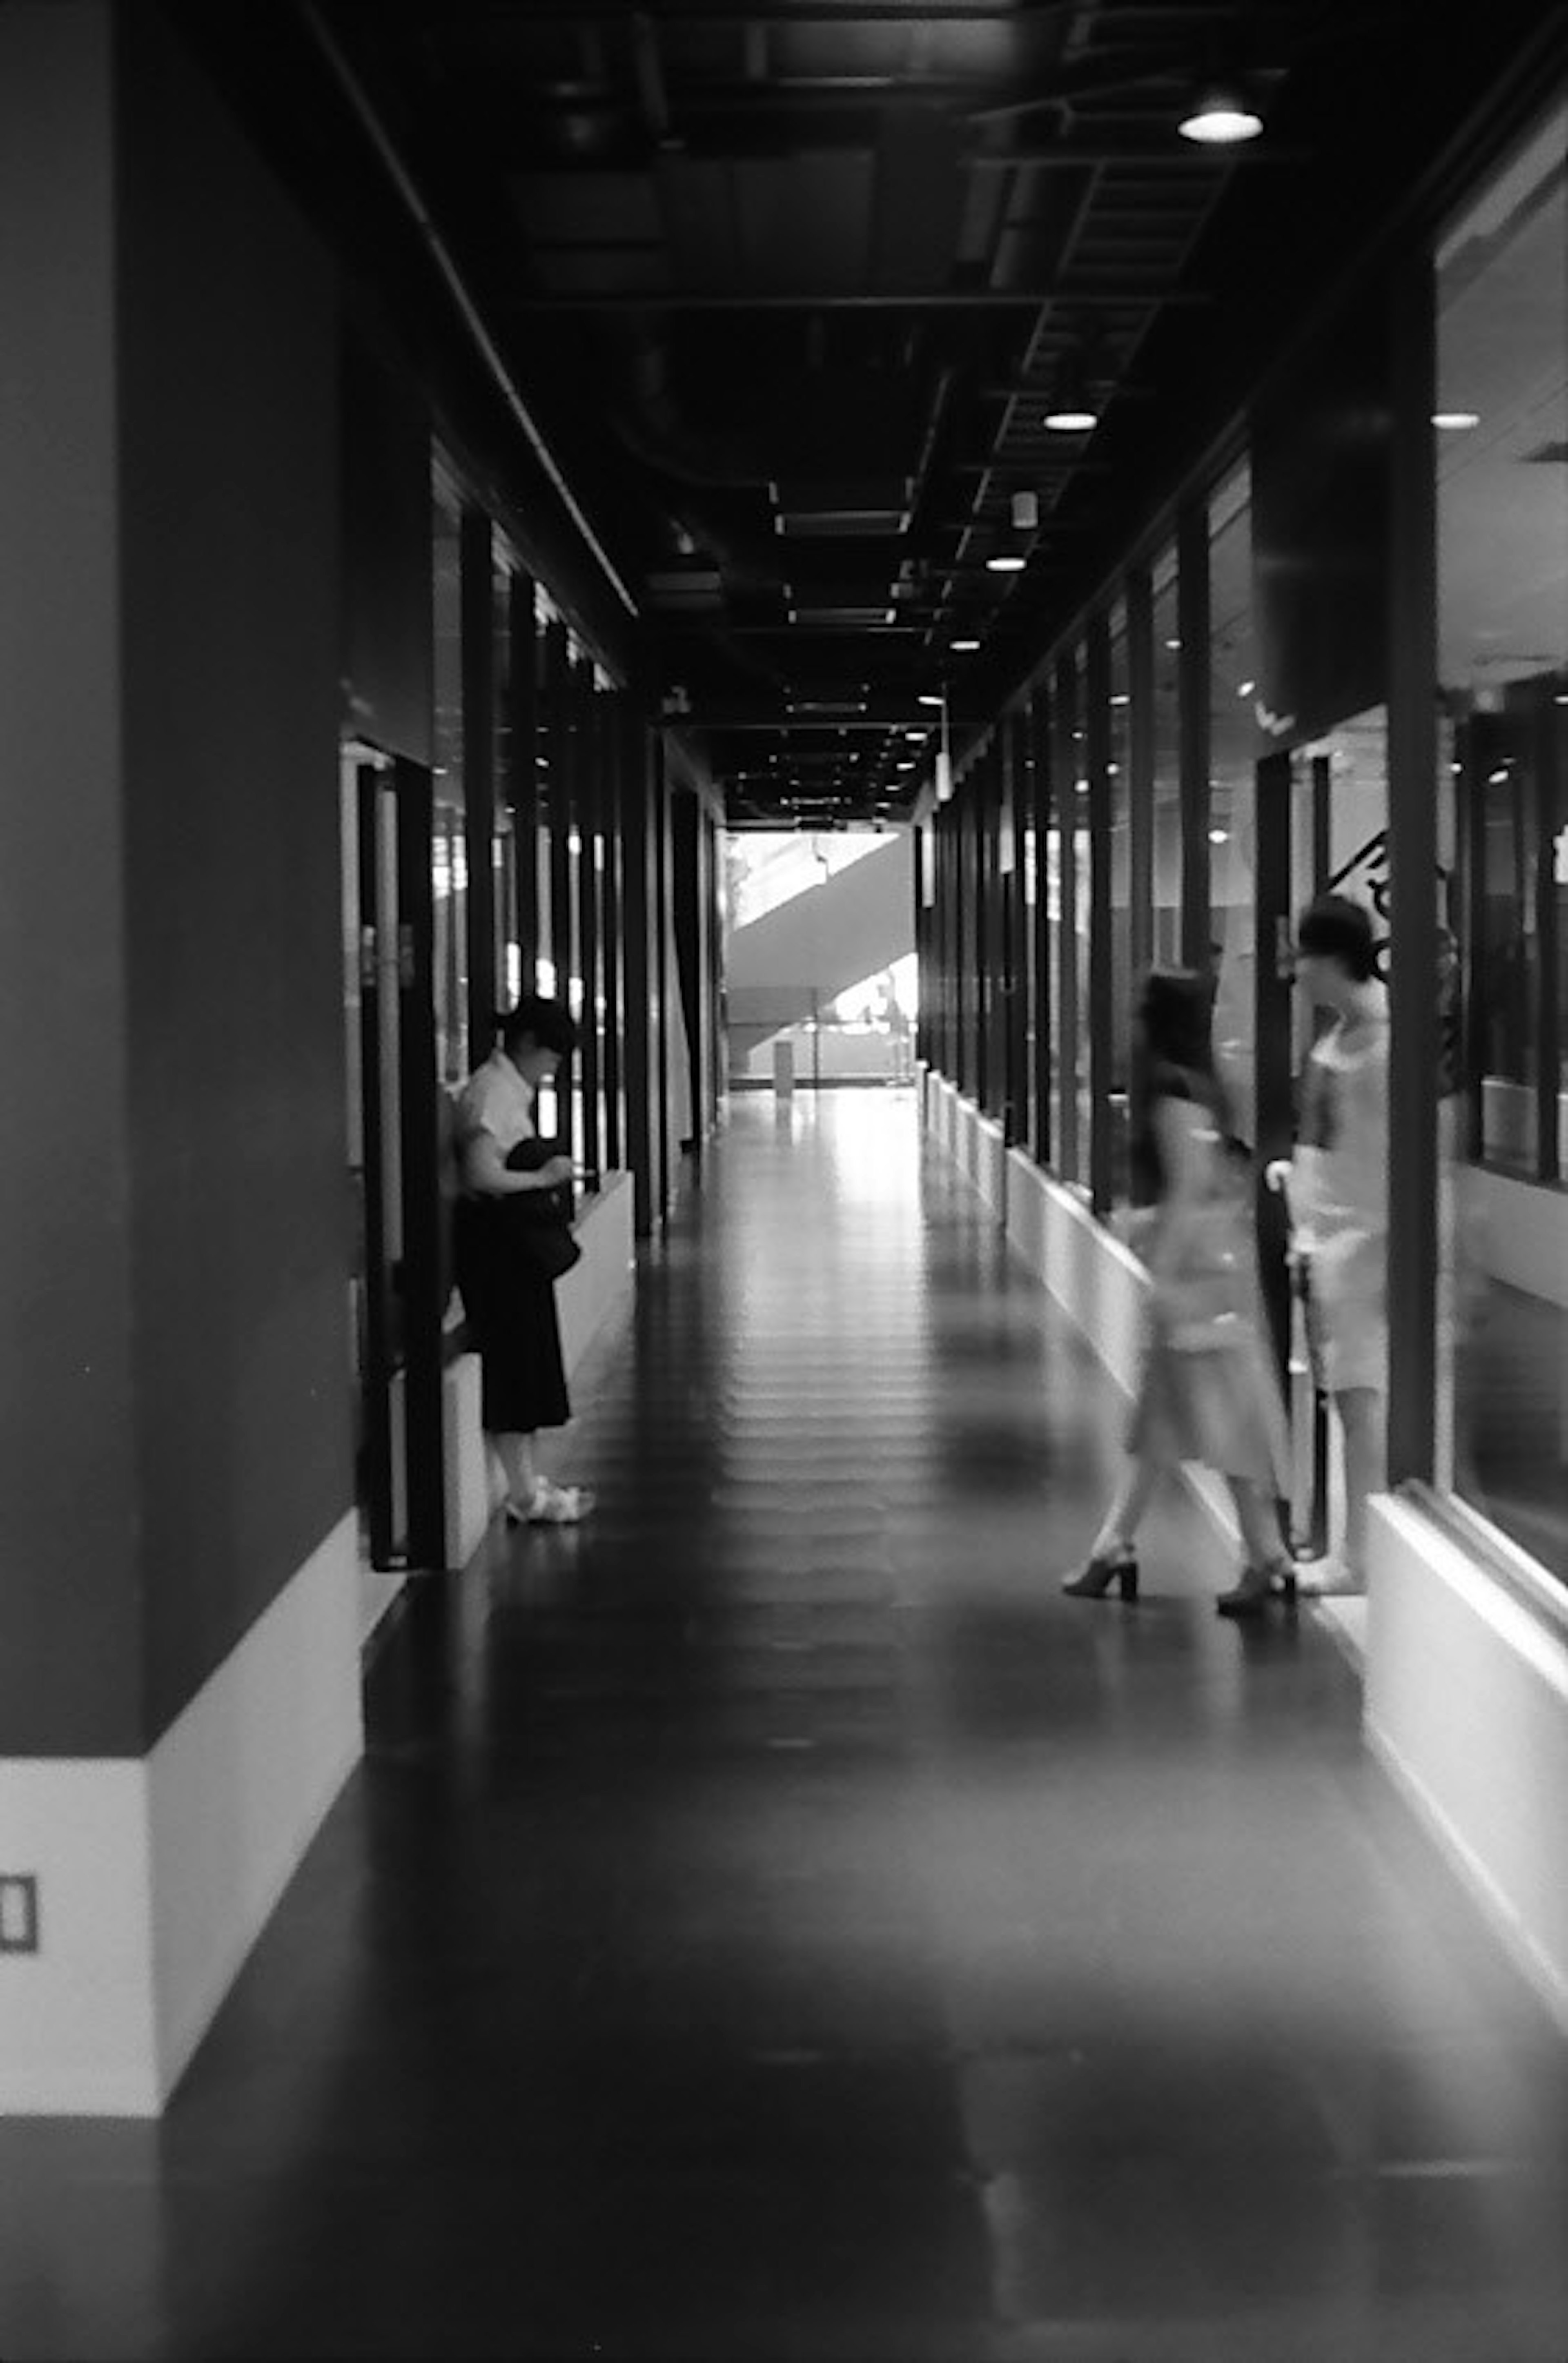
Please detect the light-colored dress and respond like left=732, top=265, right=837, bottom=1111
left=1294, top=1002, right=1390, bottom=1395
left=1128, top=1076, right=1291, bottom=1497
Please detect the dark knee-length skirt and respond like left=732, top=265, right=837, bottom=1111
left=454, top=1198, right=571, bottom=1435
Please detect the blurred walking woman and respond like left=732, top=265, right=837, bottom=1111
left=1059, top=970, right=1292, bottom=1617
left=454, top=998, right=594, bottom=1526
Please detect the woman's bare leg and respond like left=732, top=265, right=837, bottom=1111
left=493, top=1430, right=539, bottom=1509
left=1224, top=1475, right=1283, bottom=1571
left=1336, top=1387, right=1385, bottom=1586
left=1091, top=1454, right=1161, bottom=1558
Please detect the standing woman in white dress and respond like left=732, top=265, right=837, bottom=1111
left=454, top=999, right=593, bottom=1526
left=1266, top=895, right=1389, bottom=1594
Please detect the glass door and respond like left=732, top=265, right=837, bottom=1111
left=344, top=745, right=447, bottom=1574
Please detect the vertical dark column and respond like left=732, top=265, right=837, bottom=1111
left=460, top=510, right=497, bottom=1052
left=619, top=698, right=659, bottom=1235
left=540, top=617, right=568, bottom=988
left=653, top=733, right=676, bottom=1213
left=941, top=803, right=956, bottom=1082
left=1054, top=653, right=1081, bottom=1184
left=671, top=787, right=703, bottom=1152
left=1086, top=614, right=1114, bottom=1216
left=1030, top=683, right=1054, bottom=1166
left=548, top=630, right=577, bottom=1154
left=1460, top=722, right=1487, bottom=1163
left=1177, top=498, right=1212, bottom=971
left=1254, top=749, right=1296, bottom=1378
left=1386, top=264, right=1438, bottom=1489
left=599, top=690, right=624, bottom=1168
left=953, top=786, right=970, bottom=1096
left=1004, top=714, right=1029, bottom=1145
left=706, top=811, right=726, bottom=1126
left=913, top=822, right=929, bottom=1069
left=507, top=573, right=539, bottom=982
left=1127, top=563, right=1156, bottom=980
left=576, top=665, right=604, bottom=1182
left=973, top=744, right=994, bottom=1114
left=394, top=757, right=448, bottom=1570
left=1532, top=688, right=1561, bottom=1185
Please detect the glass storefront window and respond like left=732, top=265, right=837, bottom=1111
left=1209, top=462, right=1259, bottom=1150
left=1109, top=604, right=1135, bottom=1205
left=432, top=470, right=468, bottom=1088
left=1436, top=98, right=1568, bottom=1581
left=1152, top=544, right=1182, bottom=967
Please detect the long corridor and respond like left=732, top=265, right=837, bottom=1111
left=4, top=1096, right=1567, bottom=2363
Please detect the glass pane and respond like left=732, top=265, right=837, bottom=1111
left=1152, top=544, right=1182, bottom=967
left=432, top=473, right=468, bottom=1088
left=1209, top=461, right=1259, bottom=1150
left=1109, top=606, right=1133, bottom=1205
left=1436, top=98, right=1568, bottom=1582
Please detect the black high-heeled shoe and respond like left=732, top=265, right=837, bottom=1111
left=1215, top=1560, right=1297, bottom=1619
left=1062, top=1549, right=1139, bottom=1603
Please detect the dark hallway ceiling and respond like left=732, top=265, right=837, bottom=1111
left=206, top=1, right=1564, bottom=826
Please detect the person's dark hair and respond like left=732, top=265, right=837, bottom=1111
left=1138, top=968, right=1218, bottom=1078
left=1297, top=893, right=1377, bottom=983
left=498, top=996, right=578, bottom=1060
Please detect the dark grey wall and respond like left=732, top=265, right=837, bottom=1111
left=342, top=325, right=434, bottom=764
left=116, top=5, right=352, bottom=1744
left=0, top=5, right=144, bottom=1756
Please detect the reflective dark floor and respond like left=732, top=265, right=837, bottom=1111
left=5, top=1095, right=1567, bottom=2363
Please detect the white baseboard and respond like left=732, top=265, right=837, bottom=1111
left=0, top=1512, right=363, bottom=2117
left=1365, top=1494, right=1568, bottom=2037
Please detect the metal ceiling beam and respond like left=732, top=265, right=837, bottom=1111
left=480, top=4, right=1301, bottom=22
left=501, top=283, right=1210, bottom=310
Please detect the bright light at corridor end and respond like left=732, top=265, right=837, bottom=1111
left=1178, top=82, right=1263, bottom=144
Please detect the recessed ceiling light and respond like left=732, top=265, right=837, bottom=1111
left=987, top=554, right=1027, bottom=574
left=1433, top=411, right=1480, bottom=430
left=1178, top=82, right=1263, bottom=145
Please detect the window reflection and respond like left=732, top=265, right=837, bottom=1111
left=1209, top=461, right=1259, bottom=1151
left=1436, top=98, right=1568, bottom=1581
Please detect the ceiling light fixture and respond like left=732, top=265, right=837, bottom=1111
left=1042, top=344, right=1100, bottom=433
left=1432, top=411, right=1481, bottom=430
left=951, top=638, right=981, bottom=653
left=1209, top=827, right=1232, bottom=844
left=1238, top=678, right=1256, bottom=696
left=1178, top=80, right=1263, bottom=145
left=987, top=553, right=1027, bottom=574
left=1011, top=489, right=1040, bottom=531
left=918, top=693, right=945, bottom=708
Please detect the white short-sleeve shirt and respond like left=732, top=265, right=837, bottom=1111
left=455, top=1050, right=536, bottom=1187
